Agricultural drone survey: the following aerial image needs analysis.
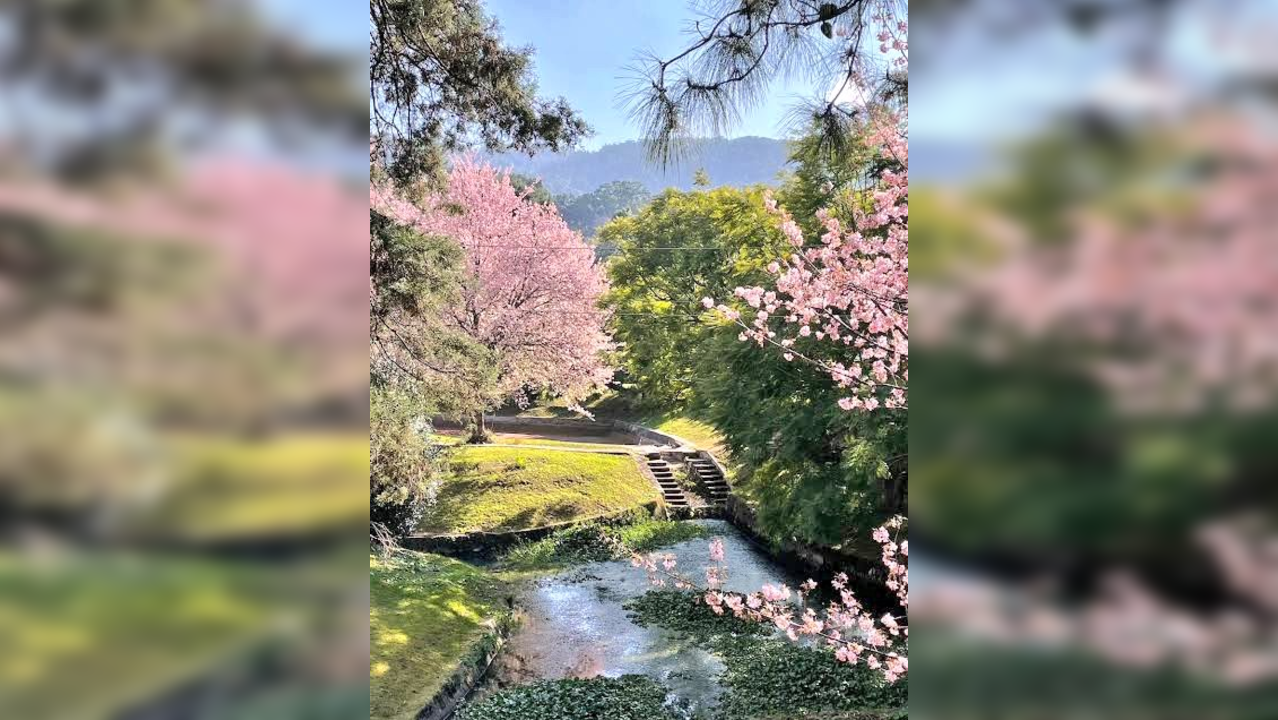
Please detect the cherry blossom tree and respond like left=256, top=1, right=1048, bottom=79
left=634, top=516, right=909, bottom=683
left=372, top=158, right=613, bottom=435
left=704, top=110, right=908, bottom=411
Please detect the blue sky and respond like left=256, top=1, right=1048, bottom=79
left=264, top=0, right=836, bottom=149
left=485, top=0, right=821, bottom=149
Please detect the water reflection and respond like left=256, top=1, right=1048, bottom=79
left=485, top=519, right=796, bottom=713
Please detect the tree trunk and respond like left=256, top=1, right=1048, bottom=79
left=468, top=411, right=490, bottom=444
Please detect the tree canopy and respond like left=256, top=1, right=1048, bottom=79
left=370, top=0, right=589, bottom=187
left=624, top=0, right=906, bottom=164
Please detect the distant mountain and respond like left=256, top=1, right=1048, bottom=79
left=487, top=137, right=791, bottom=195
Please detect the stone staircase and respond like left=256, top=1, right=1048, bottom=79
left=645, top=454, right=689, bottom=510
left=687, top=456, right=730, bottom=507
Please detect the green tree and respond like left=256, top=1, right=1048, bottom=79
left=555, top=180, right=651, bottom=238
left=697, top=326, right=904, bottom=545
left=370, top=0, right=590, bottom=187
left=600, top=185, right=785, bottom=408
left=601, top=129, right=906, bottom=546
left=370, top=210, right=491, bottom=529
left=510, top=173, right=555, bottom=205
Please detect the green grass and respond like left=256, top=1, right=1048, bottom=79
left=489, top=436, right=636, bottom=451
left=0, top=554, right=270, bottom=719
left=139, top=433, right=368, bottom=541
left=370, top=551, right=513, bottom=720
left=416, top=447, right=658, bottom=536
left=640, top=413, right=730, bottom=459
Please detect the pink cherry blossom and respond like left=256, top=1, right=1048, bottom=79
left=372, top=158, right=613, bottom=406
left=634, top=519, right=908, bottom=683
left=713, top=109, right=907, bottom=412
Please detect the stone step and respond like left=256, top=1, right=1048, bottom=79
left=646, top=456, right=690, bottom=508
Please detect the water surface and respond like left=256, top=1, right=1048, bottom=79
left=483, top=519, right=796, bottom=714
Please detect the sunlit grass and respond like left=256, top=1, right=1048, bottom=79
left=370, top=551, right=511, bottom=720
left=416, top=446, right=658, bottom=536
left=488, top=436, right=637, bottom=451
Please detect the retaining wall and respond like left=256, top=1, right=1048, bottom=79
left=402, top=501, right=662, bottom=558
left=415, top=612, right=517, bottom=720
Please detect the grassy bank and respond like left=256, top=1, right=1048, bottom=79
left=370, top=551, right=513, bottom=720
left=416, top=446, right=657, bottom=536
left=641, top=413, right=728, bottom=458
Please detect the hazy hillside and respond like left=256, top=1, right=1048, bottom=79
left=488, top=136, right=790, bottom=194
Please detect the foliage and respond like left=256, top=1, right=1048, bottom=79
left=717, top=110, right=908, bottom=412
left=777, top=123, right=881, bottom=240
left=598, top=128, right=905, bottom=544
left=625, top=589, right=769, bottom=641
left=416, top=447, right=657, bottom=535
left=373, top=160, right=613, bottom=428
left=500, top=515, right=708, bottom=571
left=370, top=387, right=443, bottom=536
left=623, top=589, right=906, bottom=719
left=637, top=518, right=908, bottom=682
left=510, top=173, right=555, bottom=205
left=553, top=180, right=651, bottom=238
left=454, top=675, right=685, bottom=720
left=369, top=210, right=491, bottom=414
left=713, top=636, right=907, bottom=720
left=370, top=550, right=513, bottom=720
left=624, top=0, right=906, bottom=163
left=600, top=184, right=787, bottom=409
left=695, top=330, right=903, bottom=542
left=370, top=0, right=588, bottom=187
left=369, top=208, right=491, bottom=533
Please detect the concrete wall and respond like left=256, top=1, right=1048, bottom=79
left=415, top=614, right=516, bottom=720
left=402, top=501, right=661, bottom=559
left=611, top=419, right=687, bottom=449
